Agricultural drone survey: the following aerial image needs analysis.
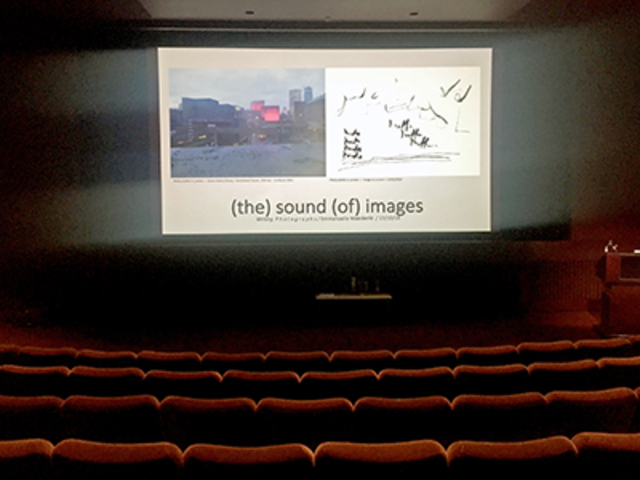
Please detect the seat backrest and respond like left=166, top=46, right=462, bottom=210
left=451, top=392, right=549, bottom=443
left=52, top=439, right=183, bottom=480
left=377, top=367, right=454, bottom=399
left=256, top=397, right=354, bottom=449
left=546, top=387, right=638, bottom=437
left=144, top=370, right=223, bottom=400
left=61, top=395, right=163, bottom=443
left=299, top=370, right=378, bottom=401
left=354, top=396, right=452, bottom=444
left=447, top=436, right=577, bottom=479
left=0, top=395, right=63, bottom=443
left=183, top=443, right=314, bottom=479
left=160, top=396, right=258, bottom=449
left=0, top=438, right=54, bottom=480
left=315, top=439, right=447, bottom=477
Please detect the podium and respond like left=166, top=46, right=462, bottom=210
left=596, top=252, right=640, bottom=335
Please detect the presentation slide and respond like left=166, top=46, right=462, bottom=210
left=158, top=47, right=492, bottom=235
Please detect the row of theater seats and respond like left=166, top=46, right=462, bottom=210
left=3, top=433, right=640, bottom=479
left=3, top=356, right=640, bottom=400
left=1, top=388, right=639, bottom=448
left=2, top=337, right=638, bottom=372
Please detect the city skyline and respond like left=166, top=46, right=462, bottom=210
left=168, top=68, right=324, bottom=111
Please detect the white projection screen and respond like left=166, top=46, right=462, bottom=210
left=158, top=47, right=492, bottom=235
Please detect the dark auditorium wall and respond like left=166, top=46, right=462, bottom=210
left=0, top=7, right=639, bottom=324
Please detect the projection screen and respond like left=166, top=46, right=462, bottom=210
left=158, top=47, right=492, bottom=235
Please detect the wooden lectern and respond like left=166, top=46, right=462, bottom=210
left=596, top=252, right=640, bottom=336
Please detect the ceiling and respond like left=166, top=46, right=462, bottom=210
left=137, top=0, right=533, bottom=23
left=0, top=0, right=633, bottom=27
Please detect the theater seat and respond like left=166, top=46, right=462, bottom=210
left=0, top=365, right=70, bottom=397
left=447, top=436, right=577, bottom=479
left=68, top=366, right=145, bottom=397
left=201, top=352, right=265, bottom=372
left=0, top=395, right=63, bottom=442
left=393, top=348, right=457, bottom=370
left=160, top=396, right=258, bottom=449
left=453, top=364, right=529, bottom=396
left=256, top=397, right=353, bottom=449
left=329, top=350, right=395, bottom=372
left=76, top=349, right=137, bottom=369
left=299, top=370, right=378, bottom=401
left=183, top=443, right=314, bottom=479
left=264, top=350, right=331, bottom=374
left=572, top=432, right=640, bottom=479
left=456, top=345, right=519, bottom=367
left=575, top=338, right=632, bottom=361
left=528, top=359, right=602, bottom=393
left=0, top=439, right=54, bottom=480
left=136, top=350, right=202, bottom=372
left=222, top=370, right=300, bottom=400
left=377, top=367, right=454, bottom=399
left=451, top=392, right=548, bottom=443
left=17, top=346, right=78, bottom=368
left=546, top=387, right=638, bottom=438
left=144, top=370, right=223, bottom=399
left=354, top=396, right=452, bottom=444
left=61, top=395, right=163, bottom=443
left=52, top=439, right=182, bottom=480
left=516, top=340, right=577, bottom=365
left=597, top=356, right=640, bottom=390
left=315, top=439, right=447, bottom=476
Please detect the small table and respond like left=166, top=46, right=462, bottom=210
left=315, top=293, right=393, bottom=322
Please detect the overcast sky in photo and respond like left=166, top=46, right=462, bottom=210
left=169, top=68, right=325, bottom=110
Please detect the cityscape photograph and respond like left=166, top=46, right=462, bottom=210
left=169, top=68, right=325, bottom=177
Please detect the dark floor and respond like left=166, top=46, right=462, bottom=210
left=0, top=307, right=602, bottom=354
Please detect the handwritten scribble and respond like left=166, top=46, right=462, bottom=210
left=389, top=119, right=435, bottom=149
left=326, top=66, right=482, bottom=177
left=342, top=128, right=363, bottom=160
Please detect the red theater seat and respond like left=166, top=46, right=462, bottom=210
left=516, top=340, right=578, bottom=364
left=256, top=397, right=353, bottom=449
left=265, top=350, right=331, bottom=374
left=353, top=396, right=452, bottom=444
left=76, top=349, right=137, bottom=369
left=451, top=392, right=548, bottom=443
left=17, top=346, right=78, bottom=368
left=377, top=367, right=454, bottom=399
left=329, top=350, right=395, bottom=372
left=299, top=369, right=378, bottom=401
left=598, top=356, right=640, bottom=389
left=183, top=443, right=314, bottom=479
left=136, top=350, right=201, bottom=372
left=222, top=370, right=300, bottom=400
left=572, top=432, right=640, bottom=479
left=0, top=439, right=54, bottom=480
left=546, top=387, right=638, bottom=437
left=61, top=395, right=163, bottom=443
left=446, top=436, right=577, bottom=478
left=0, top=344, right=20, bottom=365
left=456, top=345, right=519, bottom=367
left=575, top=338, right=632, bottom=361
left=160, top=396, right=258, bottom=449
left=393, top=348, right=457, bottom=370
left=528, top=359, right=602, bottom=393
left=201, top=352, right=265, bottom=372
left=52, top=439, right=182, bottom=480
left=453, top=364, right=529, bottom=396
left=0, top=395, right=63, bottom=442
left=144, top=370, right=223, bottom=399
left=0, top=365, right=70, bottom=397
left=315, top=439, right=447, bottom=476
left=69, top=366, right=144, bottom=397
